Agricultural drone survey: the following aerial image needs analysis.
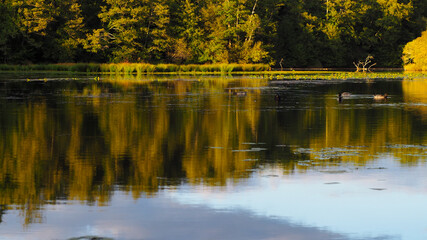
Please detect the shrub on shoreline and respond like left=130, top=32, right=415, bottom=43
left=403, top=30, right=427, bottom=71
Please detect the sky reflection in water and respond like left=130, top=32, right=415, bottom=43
left=172, top=157, right=427, bottom=240
left=2, top=157, right=427, bottom=240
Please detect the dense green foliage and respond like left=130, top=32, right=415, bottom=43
left=0, top=0, right=426, bottom=67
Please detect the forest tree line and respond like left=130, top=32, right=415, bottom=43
left=0, top=0, right=426, bottom=67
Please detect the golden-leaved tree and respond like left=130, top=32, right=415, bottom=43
left=403, top=29, right=427, bottom=71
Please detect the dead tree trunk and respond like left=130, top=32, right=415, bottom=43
left=279, top=58, right=284, bottom=71
left=353, top=55, right=376, bottom=72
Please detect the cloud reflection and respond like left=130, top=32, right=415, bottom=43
left=4, top=157, right=424, bottom=240
left=1, top=194, right=355, bottom=240
left=170, top=158, right=427, bottom=240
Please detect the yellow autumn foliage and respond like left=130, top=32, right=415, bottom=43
left=403, top=29, right=427, bottom=71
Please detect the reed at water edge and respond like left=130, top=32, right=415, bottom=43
left=0, top=63, right=271, bottom=74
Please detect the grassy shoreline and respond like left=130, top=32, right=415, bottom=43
left=1, top=63, right=424, bottom=74
left=1, top=63, right=425, bottom=82
left=0, top=63, right=271, bottom=74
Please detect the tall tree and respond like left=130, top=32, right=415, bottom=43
left=169, top=0, right=204, bottom=63
left=199, top=0, right=268, bottom=63
left=374, top=0, right=414, bottom=66
left=54, top=0, right=86, bottom=61
left=322, top=0, right=378, bottom=65
left=5, top=0, right=56, bottom=62
left=275, top=0, right=328, bottom=67
left=4, top=0, right=88, bottom=62
left=0, top=1, right=18, bottom=63
left=84, top=0, right=147, bottom=62
left=84, top=0, right=172, bottom=62
left=148, top=2, right=171, bottom=61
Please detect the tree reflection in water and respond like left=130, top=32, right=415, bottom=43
left=0, top=75, right=425, bottom=226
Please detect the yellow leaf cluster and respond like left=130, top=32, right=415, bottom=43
left=403, top=30, right=427, bottom=71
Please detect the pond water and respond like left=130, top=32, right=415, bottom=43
left=0, top=73, right=426, bottom=240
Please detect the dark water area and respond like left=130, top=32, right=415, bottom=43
left=0, top=73, right=426, bottom=240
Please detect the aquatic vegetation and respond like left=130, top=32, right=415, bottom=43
left=265, top=71, right=427, bottom=81
left=1, top=64, right=426, bottom=82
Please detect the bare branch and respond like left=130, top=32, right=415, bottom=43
left=367, top=63, right=376, bottom=72
left=354, top=55, right=375, bottom=72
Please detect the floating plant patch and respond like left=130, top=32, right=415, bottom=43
left=242, top=158, right=259, bottom=162
left=319, top=170, right=348, bottom=174
left=293, top=146, right=368, bottom=161
left=232, top=148, right=268, bottom=152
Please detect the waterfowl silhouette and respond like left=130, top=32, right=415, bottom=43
left=373, top=93, right=388, bottom=100
left=338, top=92, right=351, bottom=98
left=337, top=92, right=351, bottom=102
left=233, top=91, right=247, bottom=96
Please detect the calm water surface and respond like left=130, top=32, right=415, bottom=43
left=0, top=73, right=426, bottom=240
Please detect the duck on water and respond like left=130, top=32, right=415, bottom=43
left=337, top=92, right=388, bottom=100
left=373, top=93, right=388, bottom=100
left=338, top=92, right=351, bottom=97
left=233, top=91, right=247, bottom=96
left=337, top=92, right=351, bottom=102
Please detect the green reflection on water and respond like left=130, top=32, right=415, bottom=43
left=0, top=75, right=425, bottom=225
